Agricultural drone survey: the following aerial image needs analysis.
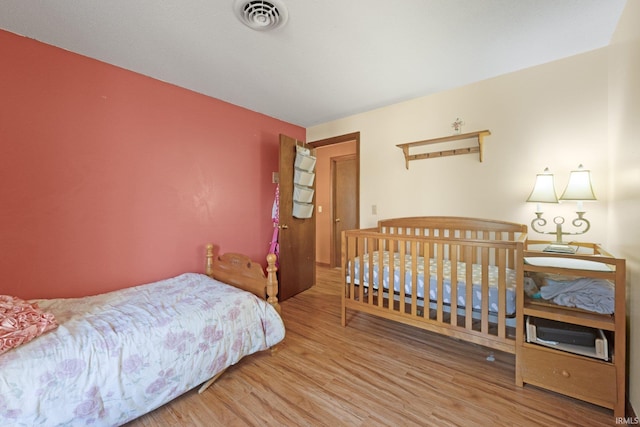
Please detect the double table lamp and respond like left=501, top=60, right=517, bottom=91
left=526, top=164, right=597, bottom=253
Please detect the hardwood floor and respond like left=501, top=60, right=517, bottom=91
left=127, top=266, right=615, bottom=426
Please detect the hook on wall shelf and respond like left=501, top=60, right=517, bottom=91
left=397, top=129, right=491, bottom=169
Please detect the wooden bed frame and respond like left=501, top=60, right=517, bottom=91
left=198, top=244, right=281, bottom=393
left=205, top=243, right=280, bottom=313
left=341, top=217, right=527, bottom=354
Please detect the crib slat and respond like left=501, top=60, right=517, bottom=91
left=410, top=240, right=418, bottom=316
left=450, top=244, right=458, bottom=327
left=366, top=236, right=374, bottom=305
left=387, top=239, right=395, bottom=313
left=481, top=247, right=489, bottom=335
left=436, top=242, right=444, bottom=323
left=357, top=236, right=365, bottom=303
left=422, top=241, right=430, bottom=319
left=347, top=234, right=356, bottom=300
left=507, top=231, right=515, bottom=268
left=497, top=248, right=507, bottom=339
left=377, top=238, right=385, bottom=308
left=399, top=239, right=406, bottom=314
left=465, top=245, right=473, bottom=331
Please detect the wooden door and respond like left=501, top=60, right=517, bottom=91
left=332, top=155, right=358, bottom=267
left=278, top=134, right=316, bottom=300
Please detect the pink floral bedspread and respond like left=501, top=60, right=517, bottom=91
left=0, top=273, right=285, bottom=426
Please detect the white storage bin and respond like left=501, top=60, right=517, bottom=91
left=296, top=145, right=311, bottom=156
left=294, top=152, right=316, bottom=172
left=293, top=184, right=314, bottom=203
left=293, top=201, right=314, bottom=219
left=294, top=169, right=315, bottom=186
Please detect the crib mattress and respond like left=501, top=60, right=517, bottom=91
left=348, top=251, right=517, bottom=315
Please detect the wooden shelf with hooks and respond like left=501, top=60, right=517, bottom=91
left=397, top=129, right=491, bottom=169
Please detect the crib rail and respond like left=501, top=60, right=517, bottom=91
left=341, top=222, right=526, bottom=354
left=379, top=216, right=525, bottom=269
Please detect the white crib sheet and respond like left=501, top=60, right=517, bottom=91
left=348, top=251, right=517, bottom=315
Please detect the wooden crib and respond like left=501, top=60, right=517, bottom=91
left=341, top=216, right=527, bottom=354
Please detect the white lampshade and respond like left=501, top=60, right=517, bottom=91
left=527, top=168, right=559, bottom=203
left=560, top=164, right=597, bottom=201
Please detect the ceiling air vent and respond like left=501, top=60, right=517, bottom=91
left=233, top=0, right=289, bottom=31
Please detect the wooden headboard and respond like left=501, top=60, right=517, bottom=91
left=205, top=244, right=280, bottom=313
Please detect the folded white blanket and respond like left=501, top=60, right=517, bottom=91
left=540, top=277, right=615, bottom=314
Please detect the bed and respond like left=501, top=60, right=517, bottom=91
left=0, top=245, right=285, bottom=426
left=342, top=217, right=526, bottom=353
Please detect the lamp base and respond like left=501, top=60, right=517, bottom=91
left=543, top=244, right=577, bottom=254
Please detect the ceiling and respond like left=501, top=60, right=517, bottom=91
left=0, top=1, right=627, bottom=127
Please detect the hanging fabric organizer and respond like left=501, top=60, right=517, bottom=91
left=292, top=145, right=316, bottom=219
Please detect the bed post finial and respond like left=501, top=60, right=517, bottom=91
left=265, top=253, right=280, bottom=314
left=205, top=244, right=214, bottom=277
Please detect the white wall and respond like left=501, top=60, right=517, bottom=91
left=609, top=0, right=640, bottom=414
left=308, top=49, right=610, bottom=247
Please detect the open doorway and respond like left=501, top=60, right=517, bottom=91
left=308, top=132, right=360, bottom=268
left=331, top=154, right=357, bottom=267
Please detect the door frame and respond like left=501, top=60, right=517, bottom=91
left=331, top=154, right=358, bottom=268
left=308, top=132, right=360, bottom=267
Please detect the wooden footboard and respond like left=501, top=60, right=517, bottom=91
left=341, top=217, right=526, bottom=354
left=200, top=245, right=282, bottom=393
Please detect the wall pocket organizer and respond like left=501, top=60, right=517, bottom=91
left=294, top=169, right=315, bottom=186
left=293, top=201, right=314, bottom=219
left=294, top=148, right=317, bottom=171
left=293, top=145, right=316, bottom=218
left=293, top=184, right=314, bottom=203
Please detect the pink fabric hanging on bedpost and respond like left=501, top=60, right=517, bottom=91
left=269, top=184, right=280, bottom=266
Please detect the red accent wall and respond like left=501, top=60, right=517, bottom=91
left=0, top=30, right=305, bottom=299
